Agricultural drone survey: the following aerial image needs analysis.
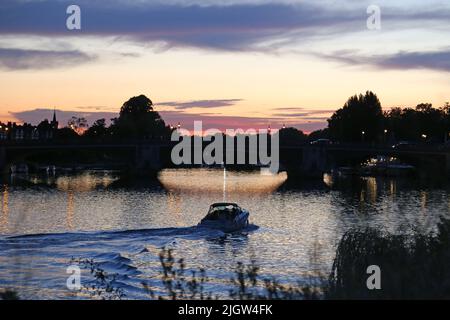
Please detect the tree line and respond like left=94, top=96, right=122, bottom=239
left=319, top=91, right=450, bottom=144
left=55, top=92, right=450, bottom=145
left=281, top=91, right=450, bottom=145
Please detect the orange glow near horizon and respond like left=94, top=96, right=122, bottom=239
left=1, top=41, right=449, bottom=132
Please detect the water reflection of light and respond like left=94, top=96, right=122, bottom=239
left=158, top=169, right=287, bottom=196
left=360, top=177, right=378, bottom=204
left=56, top=172, right=116, bottom=192
left=67, top=190, right=74, bottom=229
left=0, top=185, right=8, bottom=233
left=421, top=191, right=428, bottom=215
left=223, top=167, right=226, bottom=202
left=368, top=177, right=378, bottom=203
left=323, top=174, right=333, bottom=187
left=390, top=180, right=397, bottom=199
left=166, top=192, right=183, bottom=226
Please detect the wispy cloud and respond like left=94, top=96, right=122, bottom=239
left=271, top=107, right=334, bottom=118
left=158, top=99, right=242, bottom=109
left=0, top=48, right=96, bottom=70
left=319, top=48, right=450, bottom=72
left=374, top=49, right=450, bottom=72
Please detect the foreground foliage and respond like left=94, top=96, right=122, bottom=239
left=328, top=218, right=450, bottom=299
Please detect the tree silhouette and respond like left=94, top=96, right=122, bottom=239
left=67, top=116, right=88, bottom=135
left=385, top=103, right=448, bottom=142
left=328, top=91, right=383, bottom=143
left=111, top=94, right=171, bottom=140
left=84, top=118, right=108, bottom=139
left=279, top=127, right=307, bottom=145
left=120, top=94, right=154, bottom=116
left=308, top=128, right=329, bottom=142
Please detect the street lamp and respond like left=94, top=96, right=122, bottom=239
left=361, top=130, right=365, bottom=142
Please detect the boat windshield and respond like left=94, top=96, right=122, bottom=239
left=205, top=204, right=241, bottom=220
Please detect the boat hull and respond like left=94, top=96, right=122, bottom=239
left=198, top=211, right=249, bottom=232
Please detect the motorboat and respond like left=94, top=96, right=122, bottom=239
left=360, top=156, right=415, bottom=177
left=198, top=203, right=249, bottom=232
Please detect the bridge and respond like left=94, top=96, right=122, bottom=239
left=0, top=142, right=169, bottom=175
left=280, top=144, right=450, bottom=179
left=1, top=142, right=449, bottom=179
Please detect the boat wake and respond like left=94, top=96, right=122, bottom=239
left=0, top=224, right=259, bottom=299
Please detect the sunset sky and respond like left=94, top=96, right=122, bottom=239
left=1, top=0, right=449, bottom=132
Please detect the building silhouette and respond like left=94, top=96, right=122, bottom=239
left=0, top=110, right=58, bottom=141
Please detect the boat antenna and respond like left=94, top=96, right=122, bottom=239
left=223, top=163, right=227, bottom=202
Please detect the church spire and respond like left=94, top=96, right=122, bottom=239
left=51, top=108, right=58, bottom=130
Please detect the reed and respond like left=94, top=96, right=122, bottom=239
left=327, top=218, right=450, bottom=299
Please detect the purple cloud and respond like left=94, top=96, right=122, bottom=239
left=319, top=48, right=450, bottom=72
left=9, top=107, right=328, bottom=133
left=158, top=99, right=242, bottom=109
left=0, top=0, right=448, bottom=71
left=0, top=48, right=96, bottom=70
left=0, top=0, right=368, bottom=52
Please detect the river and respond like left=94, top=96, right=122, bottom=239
left=0, top=168, right=448, bottom=299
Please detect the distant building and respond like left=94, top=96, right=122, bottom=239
left=51, top=109, right=58, bottom=130
left=0, top=110, right=58, bottom=142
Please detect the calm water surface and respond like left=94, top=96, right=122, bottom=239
left=0, top=169, right=449, bottom=299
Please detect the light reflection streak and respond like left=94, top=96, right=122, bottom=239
left=0, top=185, right=8, bottom=233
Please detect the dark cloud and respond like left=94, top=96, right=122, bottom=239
left=1, top=1, right=448, bottom=50
left=0, top=0, right=365, bottom=51
left=375, top=50, right=450, bottom=72
left=319, top=48, right=450, bottom=72
left=158, top=99, right=242, bottom=109
left=0, top=48, right=96, bottom=70
left=1, top=0, right=448, bottom=71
